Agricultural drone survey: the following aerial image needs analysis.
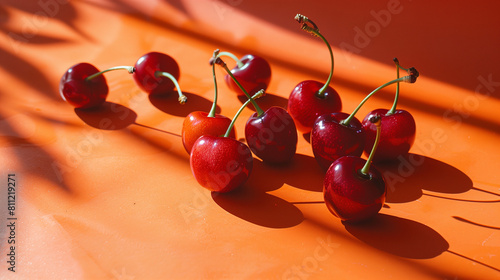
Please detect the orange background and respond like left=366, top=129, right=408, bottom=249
left=1, top=0, right=499, bottom=279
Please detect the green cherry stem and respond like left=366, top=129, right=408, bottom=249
left=359, top=115, right=381, bottom=177
left=217, top=51, right=244, bottom=68
left=208, top=50, right=220, bottom=118
left=85, top=66, right=135, bottom=82
left=214, top=56, right=265, bottom=116
left=340, top=75, right=413, bottom=126
left=224, top=90, right=265, bottom=137
left=154, top=71, right=187, bottom=104
left=387, top=58, right=401, bottom=116
left=295, top=14, right=334, bottom=99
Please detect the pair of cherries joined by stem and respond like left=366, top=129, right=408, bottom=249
left=324, top=115, right=386, bottom=223
left=189, top=50, right=298, bottom=193
left=311, top=60, right=419, bottom=171
left=288, top=14, right=342, bottom=134
left=59, top=52, right=187, bottom=109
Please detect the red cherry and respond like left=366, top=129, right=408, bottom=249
left=323, top=155, right=386, bottom=222
left=190, top=85, right=259, bottom=193
left=190, top=135, right=253, bottom=193
left=288, top=80, right=342, bottom=133
left=323, top=116, right=387, bottom=223
left=59, top=62, right=108, bottom=109
left=288, top=15, right=342, bottom=133
left=245, top=106, right=298, bottom=164
left=223, top=54, right=271, bottom=96
left=182, top=112, right=236, bottom=154
left=361, top=60, right=419, bottom=162
left=311, top=112, right=365, bottom=171
left=362, top=109, right=416, bottom=162
left=133, top=52, right=186, bottom=103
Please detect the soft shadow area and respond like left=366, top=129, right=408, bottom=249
left=149, top=91, right=219, bottom=117
left=75, top=102, right=137, bottom=130
left=212, top=184, right=304, bottom=228
left=237, top=92, right=289, bottom=112
left=344, top=213, right=449, bottom=259
left=377, top=154, right=473, bottom=203
left=245, top=154, right=325, bottom=193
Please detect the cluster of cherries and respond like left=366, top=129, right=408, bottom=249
left=59, top=14, right=419, bottom=223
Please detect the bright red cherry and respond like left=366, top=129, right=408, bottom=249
left=133, top=51, right=187, bottom=103
left=311, top=112, right=365, bottom=171
left=190, top=89, right=258, bottom=193
left=362, top=60, right=419, bottom=162
left=288, top=14, right=342, bottom=134
left=217, top=51, right=271, bottom=97
left=215, top=56, right=298, bottom=164
left=323, top=116, right=386, bottom=223
left=59, top=62, right=109, bottom=109
left=190, top=135, right=253, bottom=193
left=182, top=50, right=236, bottom=154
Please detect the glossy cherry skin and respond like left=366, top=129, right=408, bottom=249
left=311, top=112, right=365, bottom=171
left=362, top=109, right=416, bottom=162
left=182, top=111, right=236, bottom=154
left=245, top=107, right=298, bottom=164
left=133, top=52, right=180, bottom=95
left=324, top=156, right=386, bottom=223
left=59, top=63, right=108, bottom=109
left=225, top=54, right=271, bottom=96
left=190, top=135, right=253, bottom=193
left=287, top=80, right=342, bottom=133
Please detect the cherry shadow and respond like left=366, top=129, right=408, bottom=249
left=75, top=102, right=137, bottom=130
left=211, top=184, right=304, bottom=228
left=245, top=153, right=325, bottom=193
left=149, top=91, right=220, bottom=117
left=237, top=92, right=288, bottom=112
left=376, top=154, right=473, bottom=203
left=344, top=213, right=449, bottom=259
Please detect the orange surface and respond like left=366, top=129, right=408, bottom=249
left=1, top=1, right=500, bottom=279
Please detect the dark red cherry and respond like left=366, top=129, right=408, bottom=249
left=311, top=112, right=364, bottom=171
left=323, top=156, right=386, bottom=223
left=362, top=108, right=416, bottom=162
left=59, top=62, right=108, bottom=109
left=323, top=116, right=386, bottom=223
left=224, top=54, right=271, bottom=96
left=245, top=106, right=298, bottom=164
left=288, top=80, right=342, bottom=133
left=133, top=52, right=180, bottom=96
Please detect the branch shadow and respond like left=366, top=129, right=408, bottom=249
left=344, top=213, right=449, bottom=259
left=377, top=154, right=473, bottom=203
left=211, top=184, right=304, bottom=228
left=149, top=91, right=220, bottom=117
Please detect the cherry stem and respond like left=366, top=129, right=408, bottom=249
left=387, top=58, right=411, bottom=115
left=214, top=56, right=265, bottom=116
left=340, top=76, right=412, bottom=126
left=85, top=66, right=135, bottom=82
left=360, top=115, right=381, bottom=177
left=154, top=71, right=187, bottom=104
left=224, top=90, right=265, bottom=138
left=208, top=50, right=220, bottom=118
left=217, top=51, right=244, bottom=68
left=295, top=14, right=334, bottom=98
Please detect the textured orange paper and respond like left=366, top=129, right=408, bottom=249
left=0, top=1, right=499, bottom=279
